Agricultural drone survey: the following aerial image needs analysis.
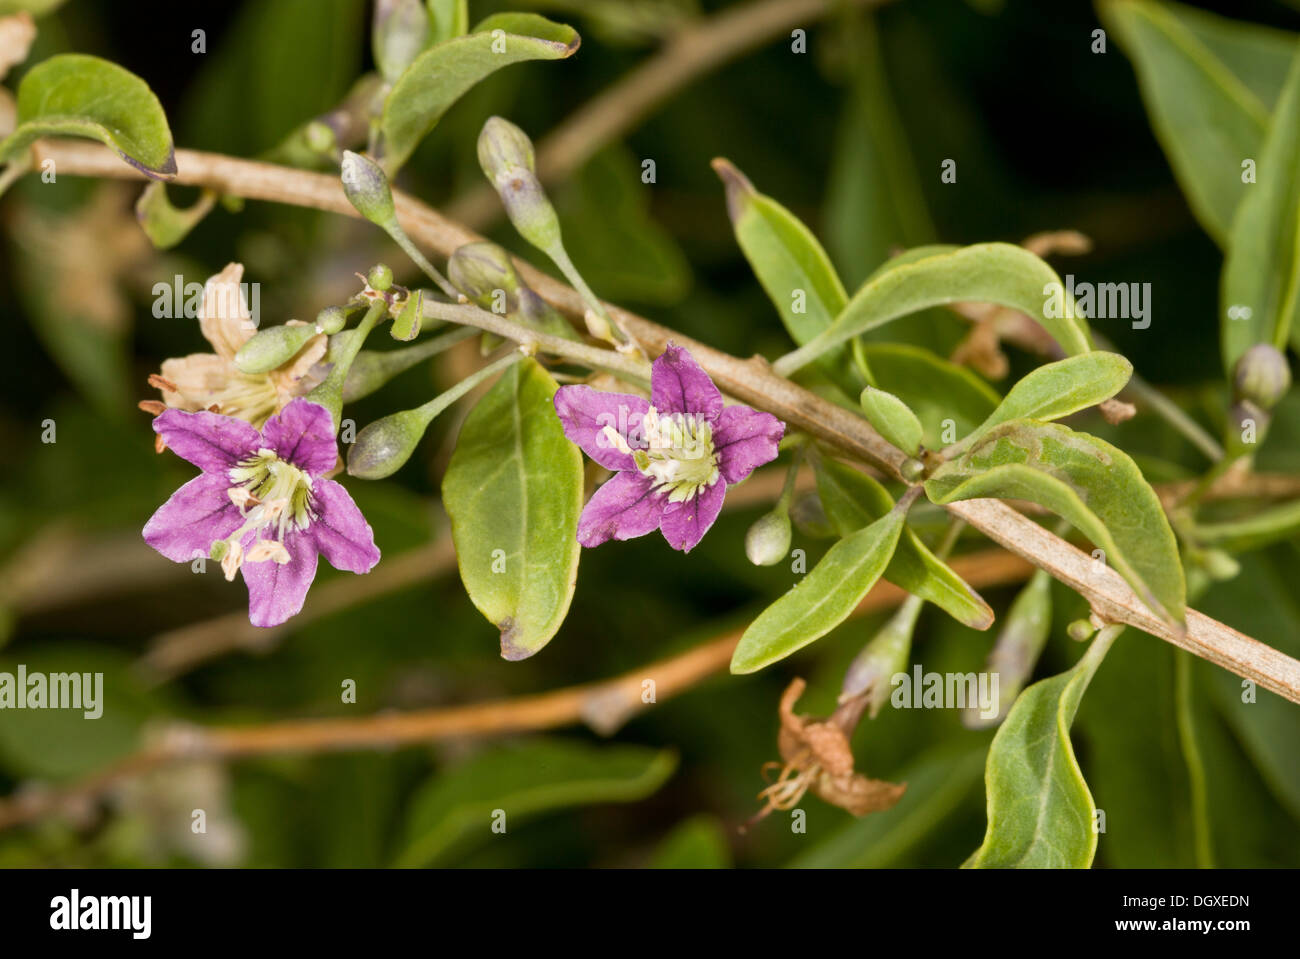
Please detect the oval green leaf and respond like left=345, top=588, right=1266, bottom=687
left=379, top=13, right=579, bottom=171
left=1222, top=49, right=1300, bottom=367
left=1100, top=0, right=1274, bottom=246
left=967, top=351, right=1133, bottom=442
left=967, top=627, right=1118, bottom=868
left=860, top=386, right=924, bottom=455
left=860, top=342, right=1001, bottom=448
left=713, top=157, right=862, bottom=392
left=774, top=243, right=1093, bottom=377
left=442, top=358, right=583, bottom=659
left=926, top=419, right=1186, bottom=625
left=814, top=459, right=993, bottom=630
left=731, top=508, right=906, bottom=674
left=0, top=54, right=176, bottom=178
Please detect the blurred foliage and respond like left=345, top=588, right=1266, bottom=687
left=0, top=0, right=1298, bottom=869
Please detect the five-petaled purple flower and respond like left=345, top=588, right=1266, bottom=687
left=554, top=344, right=784, bottom=552
left=143, top=398, right=380, bottom=627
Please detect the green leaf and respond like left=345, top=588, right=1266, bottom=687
left=966, top=352, right=1133, bottom=442
left=731, top=508, right=905, bottom=673
left=822, top=14, right=934, bottom=289
left=379, top=13, right=580, bottom=171
left=442, top=358, right=583, bottom=659
left=774, top=243, right=1092, bottom=377
left=1100, top=0, right=1273, bottom=246
left=648, top=815, right=732, bottom=869
left=926, top=419, right=1186, bottom=624
left=394, top=740, right=677, bottom=867
left=0, top=54, right=176, bottom=178
left=860, top=386, right=924, bottom=455
left=1222, top=50, right=1300, bottom=367
left=814, top=459, right=993, bottom=630
left=859, top=342, right=1000, bottom=448
left=427, top=0, right=469, bottom=43
left=134, top=182, right=217, bottom=250
left=713, top=157, right=863, bottom=393
left=967, top=627, right=1118, bottom=868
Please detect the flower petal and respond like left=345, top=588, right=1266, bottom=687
left=651, top=344, right=723, bottom=421
left=577, top=471, right=667, bottom=547
left=261, top=398, right=338, bottom=475
left=308, top=479, right=381, bottom=574
left=143, top=473, right=242, bottom=562
left=713, top=404, right=785, bottom=484
left=200, top=262, right=258, bottom=361
left=553, top=385, right=649, bottom=470
left=159, top=353, right=238, bottom=410
left=660, top=479, right=726, bottom=553
left=154, top=407, right=261, bottom=474
left=240, top=527, right=319, bottom=628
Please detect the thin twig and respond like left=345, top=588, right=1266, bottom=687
left=25, top=138, right=1300, bottom=702
left=0, top=548, right=1031, bottom=833
left=447, top=0, right=889, bottom=229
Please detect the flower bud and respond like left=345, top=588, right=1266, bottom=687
left=233, top=322, right=319, bottom=374
left=316, top=305, right=348, bottom=335
left=448, top=241, right=522, bottom=308
left=373, top=0, right=430, bottom=83
left=304, top=120, right=336, bottom=156
left=341, top=150, right=397, bottom=227
left=477, top=117, right=561, bottom=251
left=1066, top=618, right=1095, bottom=642
left=745, top=508, right=792, bottom=566
left=347, top=407, right=432, bottom=479
left=368, top=263, right=394, bottom=291
left=840, top=597, right=921, bottom=717
left=1232, top=343, right=1291, bottom=409
left=1201, top=548, right=1241, bottom=582
left=964, top=571, right=1051, bottom=729
left=790, top=489, right=835, bottom=539
left=898, top=457, right=925, bottom=483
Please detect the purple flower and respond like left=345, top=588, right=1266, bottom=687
left=554, top=344, right=785, bottom=552
left=143, top=398, right=380, bottom=627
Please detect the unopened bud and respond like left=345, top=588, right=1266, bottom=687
left=899, top=457, right=925, bottom=482
left=745, top=509, right=792, bottom=566
left=790, top=489, right=835, bottom=539
left=233, top=322, right=319, bottom=374
left=1226, top=399, right=1269, bottom=455
left=373, top=0, right=430, bottom=83
left=347, top=407, right=431, bottom=479
left=304, top=120, right=336, bottom=156
left=368, top=263, right=394, bottom=291
left=1233, top=343, right=1291, bottom=409
left=316, top=305, right=348, bottom=335
left=448, top=241, right=522, bottom=307
left=965, top=571, right=1051, bottom=729
left=1201, top=548, right=1241, bottom=582
left=477, top=117, right=561, bottom=251
left=341, top=150, right=396, bottom=227
left=840, top=597, right=922, bottom=717
left=1066, top=618, right=1095, bottom=642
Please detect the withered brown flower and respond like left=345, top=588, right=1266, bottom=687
left=753, top=678, right=906, bottom=822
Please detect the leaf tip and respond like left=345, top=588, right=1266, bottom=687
left=710, top=156, right=754, bottom=222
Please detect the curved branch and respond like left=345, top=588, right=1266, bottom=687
left=26, top=139, right=1300, bottom=705
left=0, top=548, right=1030, bottom=833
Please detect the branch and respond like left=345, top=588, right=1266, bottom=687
left=28, top=139, right=1300, bottom=704
left=0, top=548, right=1030, bottom=833
left=446, top=0, right=888, bottom=229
